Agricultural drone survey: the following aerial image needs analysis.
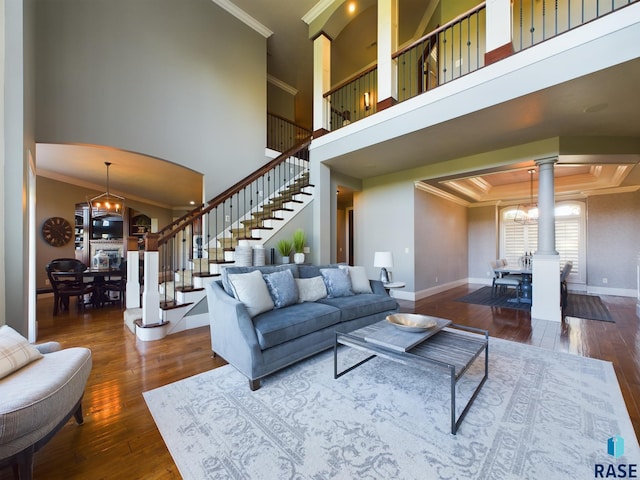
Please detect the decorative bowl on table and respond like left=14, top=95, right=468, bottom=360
left=386, top=313, right=437, bottom=332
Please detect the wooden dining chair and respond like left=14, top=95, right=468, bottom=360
left=101, top=261, right=127, bottom=308
left=46, top=258, right=95, bottom=315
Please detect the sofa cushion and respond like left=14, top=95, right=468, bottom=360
left=320, top=268, right=353, bottom=298
left=318, top=294, right=398, bottom=322
left=295, top=276, right=327, bottom=302
left=341, top=265, right=372, bottom=294
left=222, top=264, right=299, bottom=296
left=263, top=269, right=299, bottom=309
left=252, top=302, right=341, bottom=350
left=0, top=326, right=43, bottom=380
left=298, top=264, right=339, bottom=278
left=228, top=270, right=274, bottom=317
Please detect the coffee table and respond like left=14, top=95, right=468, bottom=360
left=334, top=317, right=488, bottom=434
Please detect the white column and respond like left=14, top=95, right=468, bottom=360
left=141, top=251, right=160, bottom=326
left=536, top=158, right=558, bottom=256
left=377, top=0, right=398, bottom=104
left=313, top=34, right=331, bottom=133
left=311, top=159, right=332, bottom=264
left=532, top=157, right=561, bottom=322
left=125, top=251, right=140, bottom=309
left=485, top=0, right=512, bottom=52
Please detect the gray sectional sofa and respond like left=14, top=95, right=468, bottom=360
left=205, top=264, right=399, bottom=390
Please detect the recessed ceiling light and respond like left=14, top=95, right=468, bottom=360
left=189, top=201, right=195, bottom=205
left=348, top=2, right=356, bottom=14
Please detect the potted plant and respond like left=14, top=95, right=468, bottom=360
left=292, top=229, right=306, bottom=264
left=276, top=238, right=293, bottom=264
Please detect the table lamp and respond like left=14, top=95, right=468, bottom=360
left=374, top=251, right=393, bottom=283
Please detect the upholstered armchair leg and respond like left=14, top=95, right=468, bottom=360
left=249, top=378, right=260, bottom=391
left=73, top=401, right=85, bottom=425
left=15, top=445, right=35, bottom=480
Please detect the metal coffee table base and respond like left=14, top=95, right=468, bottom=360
left=334, top=324, right=488, bottom=435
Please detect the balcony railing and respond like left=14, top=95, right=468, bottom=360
left=395, top=3, right=487, bottom=102
left=267, top=113, right=311, bottom=152
left=323, top=65, right=378, bottom=131
left=321, top=0, right=637, bottom=130
left=513, top=0, right=638, bottom=51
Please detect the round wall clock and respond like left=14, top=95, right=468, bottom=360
left=42, top=217, right=73, bottom=247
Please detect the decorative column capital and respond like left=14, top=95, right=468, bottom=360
left=535, top=156, right=558, bottom=167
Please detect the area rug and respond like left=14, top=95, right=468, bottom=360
left=455, top=286, right=614, bottom=322
left=144, top=338, right=638, bottom=479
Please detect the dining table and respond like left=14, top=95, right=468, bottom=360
left=52, top=267, right=123, bottom=307
left=494, top=266, right=533, bottom=304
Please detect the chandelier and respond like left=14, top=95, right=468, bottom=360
left=88, top=162, right=125, bottom=216
left=514, top=169, right=538, bottom=225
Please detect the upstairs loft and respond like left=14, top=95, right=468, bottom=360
left=308, top=0, right=640, bottom=179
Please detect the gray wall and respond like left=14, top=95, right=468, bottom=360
left=468, top=205, right=498, bottom=282
left=2, top=0, right=37, bottom=332
left=35, top=0, right=268, bottom=201
left=587, top=190, right=640, bottom=290
left=414, top=189, right=468, bottom=292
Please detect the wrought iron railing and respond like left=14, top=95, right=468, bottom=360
left=512, top=0, right=638, bottom=51
left=394, top=3, right=487, bottom=102
left=148, top=139, right=312, bottom=306
left=323, top=65, right=378, bottom=131
left=267, top=113, right=311, bottom=152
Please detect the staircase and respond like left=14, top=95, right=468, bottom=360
left=124, top=139, right=312, bottom=341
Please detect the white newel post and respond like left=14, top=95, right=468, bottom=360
left=142, top=250, right=160, bottom=326
left=532, top=157, right=562, bottom=322
left=125, top=251, right=140, bottom=309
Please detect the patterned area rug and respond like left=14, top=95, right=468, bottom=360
left=144, top=337, right=638, bottom=479
left=455, top=286, right=614, bottom=322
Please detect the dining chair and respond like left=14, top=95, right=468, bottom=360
left=560, top=261, right=573, bottom=309
left=490, top=262, right=522, bottom=301
left=101, top=261, right=127, bottom=308
left=46, top=258, right=95, bottom=315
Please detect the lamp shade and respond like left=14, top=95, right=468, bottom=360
left=373, top=251, right=393, bottom=269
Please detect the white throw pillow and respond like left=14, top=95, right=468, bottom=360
left=228, top=270, right=274, bottom=317
left=0, top=325, right=43, bottom=380
left=344, top=266, right=372, bottom=294
left=295, top=276, right=328, bottom=302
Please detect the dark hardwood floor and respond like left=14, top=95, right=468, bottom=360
left=2, top=285, right=638, bottom=479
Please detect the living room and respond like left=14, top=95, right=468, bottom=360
left=2, top=0, right=640, bottom=477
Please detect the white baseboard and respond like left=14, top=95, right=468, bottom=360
left=399, top=279, right=470, bottom=302
left=585, top=286, right=636, bottom=298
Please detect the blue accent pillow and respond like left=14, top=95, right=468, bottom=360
left=263, top=269, right=299, bottom=308
left=320, top=268, right=353, bottom=298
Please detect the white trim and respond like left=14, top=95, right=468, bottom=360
left=210, top=0, right=273, bottom=38
left=268, top=74, right=298, bottom=96
left=586, top=286, right=637, bottom=298
left=414, top=181, right=470, bottom=207
left=582, top=185, right=640, bottom=197
left=302, top=0, right=335, bottom=25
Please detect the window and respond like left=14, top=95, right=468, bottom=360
left=500, top=202, right=585, bottom=283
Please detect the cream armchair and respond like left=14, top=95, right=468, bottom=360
left=0, top=326, right=92, bottom=479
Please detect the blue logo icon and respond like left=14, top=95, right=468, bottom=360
left=608, top=435, right=624, bottom=458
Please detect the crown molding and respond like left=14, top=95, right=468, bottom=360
left=414, top=181, right=470, bottom=207
left=267, top=74, right=298, bottom=96
left=211, top=0, right=273, bottom=38
left=302, top=0, right=335, bottom=25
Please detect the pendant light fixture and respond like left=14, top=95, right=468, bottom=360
left=514, top=169, right=538, bottom=225
left=88, top=162, right=125, bottom=216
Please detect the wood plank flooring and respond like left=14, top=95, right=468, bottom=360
left=1, top=285, right=638, bottom=479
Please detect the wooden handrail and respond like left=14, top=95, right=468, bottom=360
left=267, top=112, right=312, bottom=134
left=156, top=138, right=312, bottom=246
left=156, top=204, right=204, bottom=237
left=393, top=2, right=486, bottom=59
left=323, top=64, right=378, bottom=98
